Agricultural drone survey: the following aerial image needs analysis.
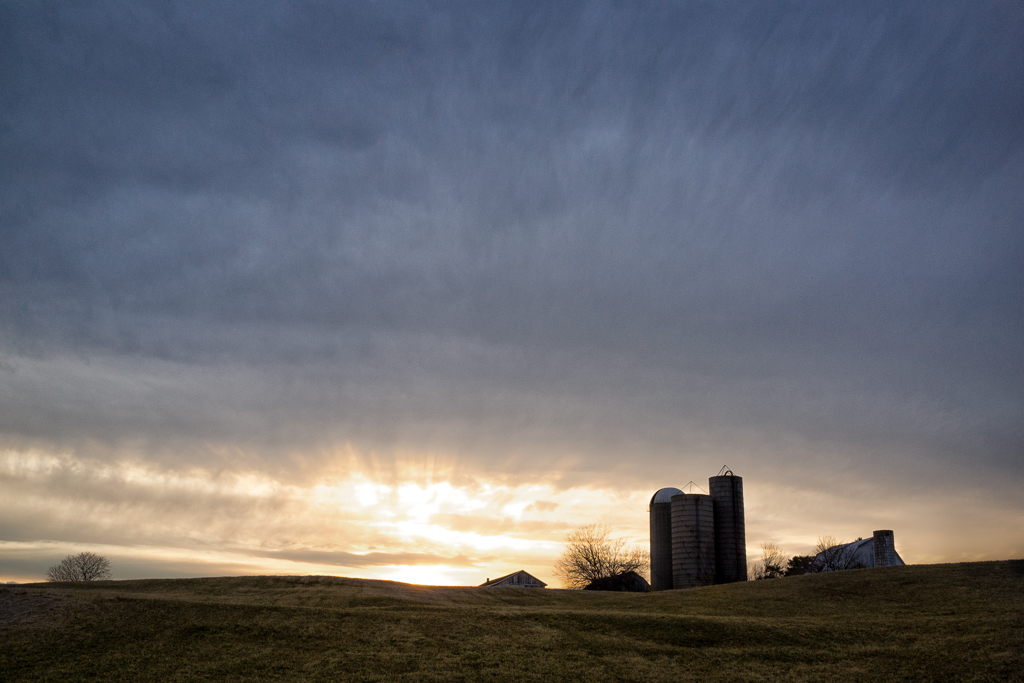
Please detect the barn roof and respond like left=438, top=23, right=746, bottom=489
left=479, top=570, right=547, bottom=587
left=813, top=536, right=905, bottom=570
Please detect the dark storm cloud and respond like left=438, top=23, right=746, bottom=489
left=1, top=1, right=1022, bottom=485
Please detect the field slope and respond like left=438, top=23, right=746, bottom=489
left=2, top=560, right=1022, bottom=682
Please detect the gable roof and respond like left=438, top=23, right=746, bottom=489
left=479, top=570, right=547, bottom=588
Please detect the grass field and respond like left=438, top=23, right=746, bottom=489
left=2, top=560, right=1022, bottom=682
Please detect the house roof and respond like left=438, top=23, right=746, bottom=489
left=479, top=570, right=547, bottom=587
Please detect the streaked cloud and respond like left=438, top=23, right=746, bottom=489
left=1, top=1, right=1021, bottom=583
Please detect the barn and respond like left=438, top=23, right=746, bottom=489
left=479, top=570, right=547, bottom=588
left=813, top=530, right=905, bottom=571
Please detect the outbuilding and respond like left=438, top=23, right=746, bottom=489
left=479, top=570, right=547, bottom=588
left=813, top=530, right=905, bottom=571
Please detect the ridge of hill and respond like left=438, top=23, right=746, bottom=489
left=2, top=560, right=1022, bottom=682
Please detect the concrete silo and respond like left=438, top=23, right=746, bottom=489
left=649, top=487, right=683, bottom=591
left=670, top=493, right=716, bottom=589
left=872, top=530, right=897, bottom=567
left=709, top=471, right=746, bottom=584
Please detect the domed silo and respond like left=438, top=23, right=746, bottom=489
left=709, top=472, right=746, bottom=584
left=649, top=487, right=683, bottom=591
left=670, top=493, right=716, bottom=589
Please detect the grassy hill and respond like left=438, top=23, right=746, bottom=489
left=2, top=560, right=1021, bottom=682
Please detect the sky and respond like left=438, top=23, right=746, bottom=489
left=1, top=0, right=1022, bottom=587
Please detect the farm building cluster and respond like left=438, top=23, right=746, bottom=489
left=481, top=467, right=903, bottom=590
left=649, top=468, right=747, bottom=590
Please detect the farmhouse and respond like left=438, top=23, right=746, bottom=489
left=479, top=570, right=547, bottom=588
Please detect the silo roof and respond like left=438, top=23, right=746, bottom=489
left=650, top=487, right=683, bottom=504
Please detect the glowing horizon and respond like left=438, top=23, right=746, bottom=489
left=3, top=448, right=1020, bottom=586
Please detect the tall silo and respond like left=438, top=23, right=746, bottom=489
left=709, top=471, right=746, bottom=584
left=670, top=493, right=716, bottom=589
left=872, top=530, right=897, bottom=567
left=649, top=487, right=683, bottom=591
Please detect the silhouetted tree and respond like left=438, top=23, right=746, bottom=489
left=809, top=535, right=862, bottom=573
left=554, top=523, right=649, bottom=589
left=46, top=552, right=111, bottom=582
left=750, top=541, right=786, bottom=580
left=785, top=555, right=815, bottom=576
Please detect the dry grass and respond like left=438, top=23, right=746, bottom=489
left=2, top=561, right=1022, bottom=682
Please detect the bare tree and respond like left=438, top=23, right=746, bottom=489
left=46, top=552, right=111, bottom=582
left=810, top=535, right=860, bottom=573
left=553, top=523, right=649, bottom=589
left=750, top=541, right=786, bottom=580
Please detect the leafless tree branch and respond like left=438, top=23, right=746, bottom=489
left=750, top=541, right=786, bottom=579
left=46, top=552, right=111, bottom=582
left=553, top=523, right=649, bottom=589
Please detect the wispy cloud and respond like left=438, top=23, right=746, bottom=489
left=1, top=1, right=1021, bottom=581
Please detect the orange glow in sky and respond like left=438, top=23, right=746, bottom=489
left=2, top=448, right=1020, bottom=585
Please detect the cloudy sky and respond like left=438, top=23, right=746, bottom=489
left=2, top=0, right=1022, bottom=586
